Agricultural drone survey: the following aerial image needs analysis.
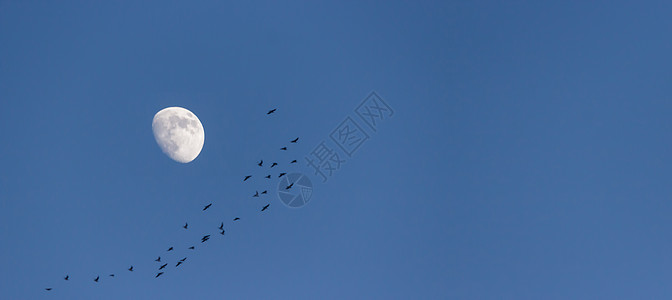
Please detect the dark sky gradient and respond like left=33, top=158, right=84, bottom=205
left=1, top=1, right=672, bottom=299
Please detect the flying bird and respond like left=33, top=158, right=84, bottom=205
left=290, top=160, right=297, bottom=164
left=286, top=183, right=294, bottom=190
left=253, top=191, right=259, bottom=197
left=128, top=266, right=134, bottom=271
left=267, top=108, right=277, bottom=115
left=94, top=276, right=99, bottom=282
left=270, top=162, right=278, bottom=168
left=261, top=204, right=270, bottom=211
left=45, top=288, right=52, bottom=291
left=218, top=222, right=224, bottom=230
left=291, top=137, right=299, bottom=143
left=183, top=223, right=188, bottom=229
left=176, top=261, right=183, bottom=267
left=203, top=203, right=212, bottom=211
left=159, top=263, right=167, bottom=270
left=258, top=160, right=263, bottom=167
left=188, top=246, right=195, bottom=250
left=64, top=275, right=69, bottom=281
left=261, top=190, right=267, bottom=194
left=155, top=272, right=164, bottom=278
left=201, top=235, right=211, bottom=243
left=180, top=257, right=187, bottom=262
left=155, top=256, right=161, bottom=262
left=109, top=274, right=115, bottom=277
left=280, top=147, right=287, bottom=151
left=220, top=229, right=226, bottom=235
left=233, top=217, right=240, bottom=221
left=279, top=173, right=286, bottom=178
left=265, top=175, right=271, bottom=179
left=167, top=247, right=173, bottom=251
left=244, top=175, right=252, bottom=181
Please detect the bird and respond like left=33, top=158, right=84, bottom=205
left=180, top=257, right=187, bottom=262
left=155, top=272, right=164, bottom=278
left=155, top=256, right=161, bottom=262
left=291, top=137, right=299, bottom=143
left=286, top=183, right=294, bottom=190
left=233, top=217, right=240, bottom=221
left=290, top=159, right=297, bottom=163
left=279, top=172, right=286, bottom=178
left=64, top=275, right=69, bottom=281
left=201, top=235, right=211, bottom=243
left=94, top=276, right=99, bottom=282
left=253, top=191, right=259, bottom=197
left=267, top=108, right=277, bottom=115
left=159, top=263, right=167, bottom=270
left=220, top=229, right=226, bottom=235
left=261, top=204, right=270, bottom=211
left=183, top=222, right=188, bottom=229
left=270, top=162, right=278, bottom=168
left=188, top=246, right=195, bottom=250
left=261, top=190, right=267, bottom=194
left=176, top=261, right=183, bottom=267
left=218, top=222, right=224, bottom=230
left=244, top=175, right=252, bottom=181
left=45, top=288, right=52, bottom=291
left=280, top=147, right=287, bottom=151
left=203, top=203, right=212, bottom=211
left=109, top=274, right=115, bottom=277
left=167, top=247, right=173, bottom=252
left=265, top=175, right=271, bottom=179
left=128, top=266, right=134, bottom=271
left=258, top=160, right=263, bottom=167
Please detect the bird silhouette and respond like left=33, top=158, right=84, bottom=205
left=291, top=137, right=299, bottom=143
left=159, top=263, right=167, bottom=270
left=218, top=222, right=224, bottom=230
left=279, top=172, right=286, bottom=178
left=180, top=257, right=187, bottom=262
left=280, top=147, right=287, bottom=151
left=176, top=261, right=183, bottom=267
left=286, top=183, right=294, bottom=190
left=261, top=190, right=267, bottom=194
left=290, top=159, right=297, bottom=163
left=265, top=175, right=271, bottom=179
left=253, top=191, right=259, bottom=197
left=109, top=274, right=115, bottom=277
left=45, top=288, right=52, bottom=291
left=258, top=160, right=263, bottom=167
left=64, top=275, right=69, bottom=281
left=267, top=108, right=277, bottom=115
left=155, top=257, right=161, bottom=262
left=155, top=272, right=164, bottom=278
left=128, top=266, right=134, bottom=271
left=220, top=229, right=226, bottom=235
left=167, top=247, right=173, bottom=252
left=183, top=223, right=188, bottom=229
left=94, top=276, right=99, bottom=282
left=189, top=246, right=195, bottom=250
left=201, top=235, right=211, bottom=243
left=203, top=203, right=212, bottom=211
left=270, top=162, right=278, bottom=168
left=233, top=217, right=240, bottom=221
left=244, top=175, right=252, bottom=181
left=261, top=204, right=270, bottom=211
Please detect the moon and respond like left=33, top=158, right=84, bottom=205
left=152, top=107, right=205, bottom=163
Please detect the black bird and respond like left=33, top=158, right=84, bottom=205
left=220, top=229, right=226, bottom=235
left=180, top=257, right=187, bottom=262
left=233, top=217, right=240, bottom=221
left=280, top=147, right=287, bottom=151
left=159, top=263, right=167, bottom=270
left=109, top=274, right=115, bottom=277
left=261, top=204, right=270, bottom=212
left=290, top=159, right=297, bottom=164
left=156, top=272, right=164, bottom=278
left=183, top=222, right=188, bottom=229
left=94, top=276, right=99, bottom=282
left=155, top=256, right=161, bottom=262
left=253, top=191, right=259, bottom=197
left=258, top=160, right=263, bottom=167
left=167, top=247, right=173, bottom=252
left=176, top=261, right=183, bottom=267
left=291, top=137, right=299, bottom=143
left=261, top=190, right=267, bottom=194
left=203, top=203, right=212, bottom=211
left=45, top=288, right=52, bottom=291
left=64, top=275, right=69, bottom=281
left=265, top=175, right=271, bottom=179
left=244, top=175, right=252, bottom=181
left=286, top=183, right=294, bottom=190
left=128, top=266, right=134, bottom=271
left=270, top=162, right=278, bottom=168
left=201, top=235, right=211, bottom=243
left=188, top=246, right=195, bottom=250
left=279, top=172, right=286, bottom=178
left=218, top=222, right=224, bottom=230
left=267, top=108, right=277, bottom=115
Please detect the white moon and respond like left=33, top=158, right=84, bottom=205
left=152, top=107, right=205, bottom=163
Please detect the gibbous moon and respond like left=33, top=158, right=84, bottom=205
left=152, top=107, right=205, bottom=163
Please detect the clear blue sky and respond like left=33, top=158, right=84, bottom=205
left=1, top=1, right=672, bottom=299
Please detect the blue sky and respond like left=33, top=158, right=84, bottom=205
left=1, top=1, right=672, bottom=299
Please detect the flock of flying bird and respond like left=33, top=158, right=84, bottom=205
left=44, top=108, right=299, bottom=292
